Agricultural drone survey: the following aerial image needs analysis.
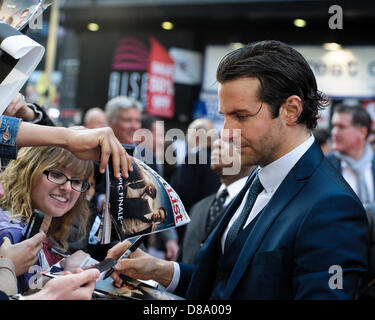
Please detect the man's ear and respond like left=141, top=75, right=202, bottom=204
left=280, top=95, right=303, bottom=126
left=358, top=126, right=368, bottom=140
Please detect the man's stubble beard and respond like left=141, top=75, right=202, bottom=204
left=240, top=122, right=284, bottom=168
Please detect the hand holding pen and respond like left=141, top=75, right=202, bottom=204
left=103, top=235, right=144, bottom=280
left=104, top=235, right=176, bottom=288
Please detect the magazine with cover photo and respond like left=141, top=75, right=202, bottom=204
left=101, top=156, right=190, bottom=242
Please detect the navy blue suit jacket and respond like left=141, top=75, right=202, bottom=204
left=176, top=142, right=369, bottom=299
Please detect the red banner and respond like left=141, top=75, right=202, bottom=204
left=147, top=38, right=175, bottom=118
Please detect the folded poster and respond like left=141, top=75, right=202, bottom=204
left=0, top=0, right=45, bottom=115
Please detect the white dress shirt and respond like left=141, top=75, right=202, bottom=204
left=216, top=176, right=249, bottom=207
left=167, top=135, right=315, bottom=292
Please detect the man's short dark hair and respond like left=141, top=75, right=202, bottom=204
left=333, top=104, right=372, bottom=138
left=216, top=40, right=328, bottom=130
left=142, top=115, right=159, bottom=131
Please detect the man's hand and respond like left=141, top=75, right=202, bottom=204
left=3, top=93, right=36, bottom=121
left=26, top=268, right=100, bottom=300
left=65, top=126, right=132, bottom=179
left=106, top=240, right=174, bottom=288
left=0, top=232, right=46, bottom=276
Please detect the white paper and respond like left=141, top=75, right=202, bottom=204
left=0, top=27, right=44, bottom=115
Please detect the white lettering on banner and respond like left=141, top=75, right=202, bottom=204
left=129, top=72, right=141, bottom=98
left=307, top=60, right=359, bottom=77
left=108, top=71, right=148, bottom=108
left=147, top=61, right=174, bottom=114
left=108, top=71, right=120, bottom=98
left=294, top=46, right=375, bottom=97
left=151, top=61, right=175, bottom=77
left=149, top=76, right=174, bottom=94
left=120, top=72, right=129, bottom=95
left=152, top=95, right=171, bottom=109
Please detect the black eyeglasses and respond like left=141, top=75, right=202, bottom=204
left=43, top=170, right=90, bottom=193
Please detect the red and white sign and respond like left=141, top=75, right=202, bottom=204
left=147, top=38, right=175, bottom=118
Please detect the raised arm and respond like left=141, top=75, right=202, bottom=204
left=16, top=122, right=132, bottom=179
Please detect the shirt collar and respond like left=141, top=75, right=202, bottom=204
left=258, top=135, right=315, bottom=194
left=341, top=158, right=373, bottom=170
left=216, top=176, right=248, bottom=202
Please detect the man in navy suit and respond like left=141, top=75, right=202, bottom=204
left=106, top=40, right=369, bottom=299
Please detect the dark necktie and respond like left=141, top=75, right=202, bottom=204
left=224, top=174, right=263, bottom=252
left=206, top=188, right=229, bottom=233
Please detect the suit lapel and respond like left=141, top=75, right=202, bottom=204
left=191, top=171, right=255, bottom=280
left=185, top=177, right=255, bottom=299
left=215, top=170, right=256, bottom=237
left=222, top=142, right=324, bottom=298
left=223, top=171, right=307, bottom=297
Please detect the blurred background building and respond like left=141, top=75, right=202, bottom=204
left=23, top=0, right=375, bottom=132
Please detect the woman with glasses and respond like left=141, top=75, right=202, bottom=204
left=0, top=146, right=93, bottom=294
